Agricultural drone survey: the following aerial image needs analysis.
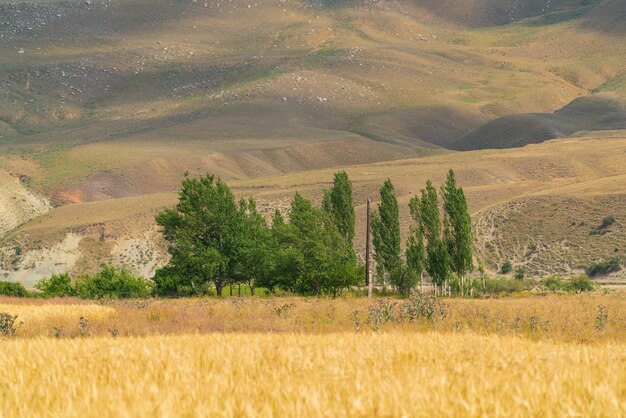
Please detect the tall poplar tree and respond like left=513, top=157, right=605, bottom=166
left=407, top=196, right=426, bottom=293
left=441, top=169, right=473, bottom=294
left=419, top=180, right=450, bottom=293
left=322, top=171, right=356, bottom=245
left=371, top=179, right=402, bottom=286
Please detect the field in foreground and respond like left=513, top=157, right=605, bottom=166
left=2, top=294, right=625, bottom=416
left=2, top=332, right=625, bottom=417
left=2, top=292, right=626, bottom=342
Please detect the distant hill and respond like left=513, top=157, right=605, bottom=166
left=451, top=95, right=626, bottom=150
left=1, top=0, right=626, bottom=283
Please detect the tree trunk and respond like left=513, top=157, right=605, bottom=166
left=229, top=284, right=233, bottom=296
left=215, top=279, right=224, bottom=297
left=238, top=285, right=241, bottom=297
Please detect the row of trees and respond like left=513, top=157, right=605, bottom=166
left=155, top=169, right=473, bottom=297
left=155, top=172, right=360, bottom=297
left=371, top=170, right=473, bottom=296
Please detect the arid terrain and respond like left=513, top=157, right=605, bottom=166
left=1, top=0, right=625, bottom=285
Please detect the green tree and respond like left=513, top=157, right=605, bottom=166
left=419, top=180, right=450, bottom=294
left=441, top=170, right=473, bottom=294
left=273, top=193, right=360, bottom=296
left=371, top=179, right=402, bottom=287
left=156, top=174, right=242, bottom=296
left=322, top=171, right=355, bottom=245
left=232, top=198, right=273, bottom=296
left=35, top=273, right=76, bottom=297
left=75, top=266, right=152, bottom=299
left=406, top=195, right=426, bottom=295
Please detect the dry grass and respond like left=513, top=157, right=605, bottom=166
left=1, top=294, right=625, bottom=416
left=1, top=332, right=625, bottom=417
left=2, top=292, right=625, bottom=343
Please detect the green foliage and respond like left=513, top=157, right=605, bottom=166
left=156, top=174, right=242, bottom=296
left=514, top=266, right=525, bottom=280
left=419, top=181, right=451, bottom=289
left=480, top=276, right=535, bottom=294
left=389, top=264, right=418, bottom=298
left=0, top=281, right=27, bottom=297
left=541, top=275, right=564, bottom=291
left=566, top=274, right=595, bottom=292
left=271, top=192, right=361, bottom=296
left=540, top=274, right=595, bottom=292
left=592, top=216, right=616, bottom=235
left=322, top=171, right=356, bottom=245
left=585, top=258, right=621, bottom=277
left=372, top=179, right=402, bottom=284
left=405, top=225, right=425, bottom=296
left=500, top=261, right=513, bottom=274
left=35, top=273, right=76, bottom=297
left=441, top=170, right=473, bottom=285
left=231, top=198, right=274, bottom=296
left=75, top=266, right=153, bottom=299
left=152, top=267, right=200, bottom=297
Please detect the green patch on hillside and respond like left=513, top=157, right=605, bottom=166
left=32, top=144, right=108, bottom=190
left=461, top=96, right=480, bottom=104
left=593, top=72, right=626, bottom=94
left=457, top=83, right=475, bottom=90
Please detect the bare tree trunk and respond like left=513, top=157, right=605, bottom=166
left=215, top=279, right=224, bottom=297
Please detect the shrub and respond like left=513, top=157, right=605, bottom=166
left=0, top=313, right=21, bottom=337
left=0, top=281, right=27, bottom=297
left=75, top=266, right=153, bottom=299
left=35, top=273, right=76, bottom=297
left=482, top=276, right=534, bottom=294
left=152, top=267, right=199, bottom=297
left=565, top=274, right=595, bottom=292
left=591, top=216, right=616, bottom=235
left=514, top=266, right=525, bottom=280
left=401, top=294, right=448, bottom=322
left=541, top=275, right=564, bottom=291
left=500, top=261, right=513, bottom=274
left=585, top=258, right=621, bottom=277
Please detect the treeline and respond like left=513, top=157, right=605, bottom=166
left=2, top=169, right=603, bottom=300
left=152, top=169, right=473, bottom=297
left=154, top=172, right=361, bottom=297
left=371, top=170, right=473, bottom=296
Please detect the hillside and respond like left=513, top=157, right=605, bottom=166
left=2, top=132, right=626, bottom=285
left=452, top=95, right=626, bottom=150
left=1, top=0, right=625, bottom=284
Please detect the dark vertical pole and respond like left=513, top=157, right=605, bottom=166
left=365, top=197, right=372, bottom=298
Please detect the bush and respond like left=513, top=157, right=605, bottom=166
left=500, top=261, right=513, bottom=274
left=591, top=216, right=616, bottom=235
left=35, top=273, right=76, bottom=297
left=541, top=275, right=564, bottom=291
left=585, top=258, right=621, bottom=277
left=482, top=276, right=534, bottom=294
left=0, top=313, right=21, bottom=337
left=152, top=267, right=200, bottom=297
left=514, top=266, right=525, bottom=280
left=75, top=266, right=153, bottom=299
left=565, top=274, right=595, bottom=292
left=0, top=281, right=27, bottom=297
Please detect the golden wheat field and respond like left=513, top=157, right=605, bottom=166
left=1, top=333, right=625, bottom=417
left=1, top=294, right=626, bottom=417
